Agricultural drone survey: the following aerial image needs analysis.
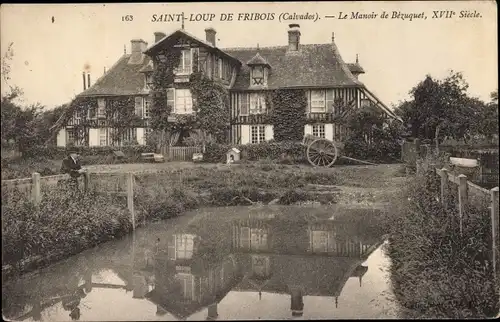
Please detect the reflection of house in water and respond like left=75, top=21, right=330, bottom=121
left=231, top=218, right=375, bottom=316
left=145, top=230, right=243, bottom=320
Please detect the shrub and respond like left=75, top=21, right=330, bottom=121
left=384, top=170, right=499, bottom=318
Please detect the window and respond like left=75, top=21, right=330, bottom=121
left=176, top=273, right=194, bottom=300
left=177, top=49, right=192, bottom=75
left=144, top=97, right=151, bottom=118
left=312, top=124, right=325, bottom=138
left=175, top=89, right=193, bottom=114
left=99, top=128, right=106, bottom=146
left=240, top=93, right=249, bottom=115
left=311, top=231, right=329, bottom=252
left=97, top=98, right=106, bottom=118
left=250, top=228, right=268, bottom=250
left=239, top=227, right=268, bottom=250
left=251, top=125, right=266, bottom=144
left=360, top=98, right=371, bottom=108
left=311, top=90, right=326, bottom=112
left=67, top=130, right=75, bottom=145
left=88, top=106, right=96, bottom=119
left=176, top=234, right=195, bottom=259
left=249, top=93, right=266, bottom=114
left=251, top=66, right=265, bottom=86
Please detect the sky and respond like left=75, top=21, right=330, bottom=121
left=1, top=1, right=497, bottom=109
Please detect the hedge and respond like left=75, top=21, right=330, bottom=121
left=203, top=141, right=308, bottom=164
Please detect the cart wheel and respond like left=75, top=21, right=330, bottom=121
left=306, top=138, right=338, bottom=167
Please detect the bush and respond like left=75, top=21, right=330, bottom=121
left=384, top=170, right=499, bottom=318
left=1, top=188, right=131, bottom=267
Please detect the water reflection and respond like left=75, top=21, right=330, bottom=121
left=2, top=207, right=389, bottom=321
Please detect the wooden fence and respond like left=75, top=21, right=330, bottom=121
left=2, top=171, right=138, bottom=230
left=160, top=146, right=203, bottom=162
left=434, top=167, right=500, bottom=283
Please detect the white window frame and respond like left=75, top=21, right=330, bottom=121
left=177, top=49, right=192, bottom=75
left=311, top=230, right=334, bottom=253
left=175, top=234, right=195, bottom=259
left=310, top=90, right=326, bottom=113
left=174, top=89, right=193, bottom=114
left=219, top=58, right=223, bottom=79
left=312, top=124, right=325, bottom=138
left=249, top=93, right=266, bottom=114
left=250, top=228, right=268, bottom=250
left=250, top=125, right=266, bottom=144
left=99, top=128, right=106, bottom=146
left=97, top=98, right=106, bottom=118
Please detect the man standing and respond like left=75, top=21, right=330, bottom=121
left=60, top=152, right=86, bottom=190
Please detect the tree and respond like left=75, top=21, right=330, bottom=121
left=394, top=72, right=481, bottom=147
left=343, top=103, right=403, bottom=162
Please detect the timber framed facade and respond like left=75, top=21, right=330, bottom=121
left=54, top=24, right=399, bottom=147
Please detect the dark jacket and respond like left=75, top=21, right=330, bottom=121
left=61, top=154, right=82, bottom=178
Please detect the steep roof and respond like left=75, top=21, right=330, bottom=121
left=78, top=54, right=151, bottom=97
left=246, top=52, right=271, bottom=67
left=223, top=43, right=362, bottom=90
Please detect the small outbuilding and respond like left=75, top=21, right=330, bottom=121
left=226, top=147, right=241, bottom=164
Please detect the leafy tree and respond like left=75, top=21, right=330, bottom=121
left=343, top=103, right=403, bottom=162
left=394, top=72, right=493, bottom=146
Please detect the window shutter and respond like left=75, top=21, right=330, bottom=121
left=167, top=88, right=175, bottom=112
left=306, top=91, right=311, bottom=113
left=326, top=90, right=334, bottom=113
left=240, top=93, right=248, bottom=115
left=167, top=234, right=176, bottom=260
left=135, top=97, right=143, bottom=117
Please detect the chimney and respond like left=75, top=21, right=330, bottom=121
left=129, top=39, right=148, bottom=64
left=331, top=32, right=335, bottom=43
left=154, top=31, right=166, bottom=43
left=87, top=73, right=91, bottom=88
left=205, top=27, right=216, bottom=46
left=82, top=72, right=86, bottom=90
left=288, top=24, right=301, bottom=51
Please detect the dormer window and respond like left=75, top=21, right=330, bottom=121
left=246, top=52, right=271, bottom=87
left=252, top=66, right=264, bottom=83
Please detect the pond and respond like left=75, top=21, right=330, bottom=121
left=2, top=206, right=400, bottom=320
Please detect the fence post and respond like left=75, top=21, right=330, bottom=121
left=491, top=187, right=499, bottom=282
left=83, top=172, right=90, bottom=192
left=127, top=172, right=135, bottom=231
left=31, top=172, right=41, bottom=205
left=458, top=174, right=468, bottom=236
left=439, top=168, right=448, bottom=206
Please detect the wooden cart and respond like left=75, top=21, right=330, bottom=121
left=301, top=134, right=376, bottom=167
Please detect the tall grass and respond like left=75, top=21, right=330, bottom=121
left=1, top=187, right=132, bottom=269
left=384, top=170, right=499, bottom=318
